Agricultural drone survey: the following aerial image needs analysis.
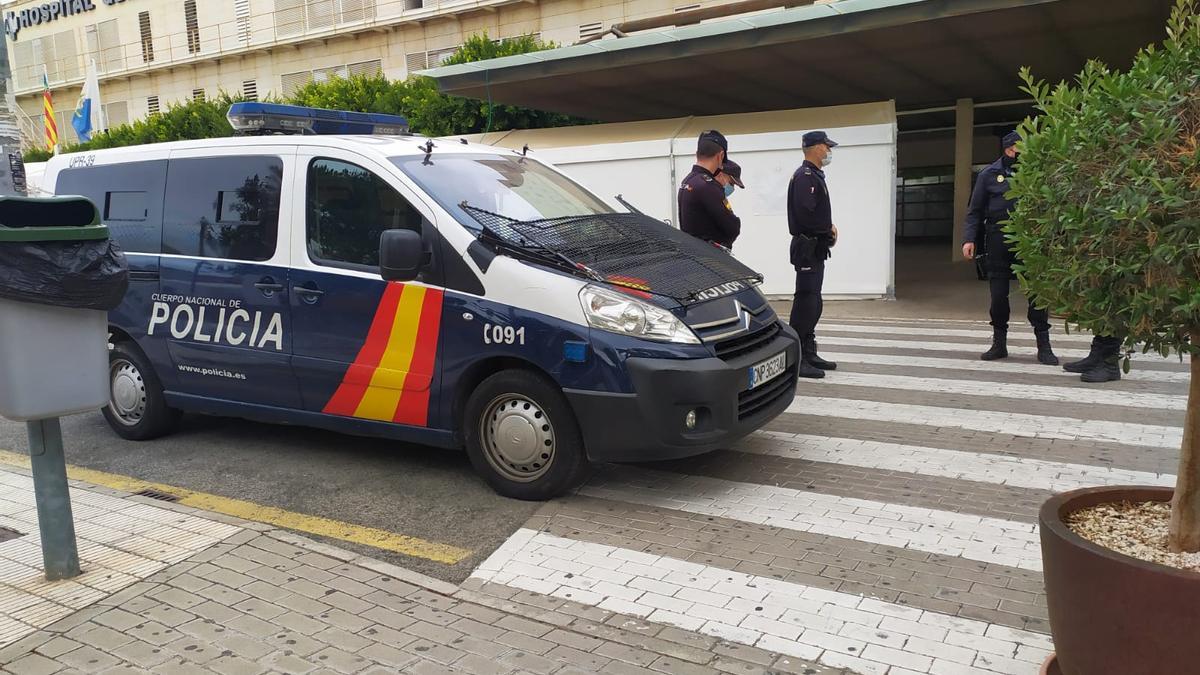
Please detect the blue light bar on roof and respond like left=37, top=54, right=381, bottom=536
left=227, top=102, right=409, bottom=136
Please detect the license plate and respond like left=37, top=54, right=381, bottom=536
left=748, top=351, right=787, bottom=390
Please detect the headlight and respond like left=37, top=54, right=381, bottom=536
left=579, top=285, right=700, bottom=344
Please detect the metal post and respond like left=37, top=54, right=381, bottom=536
left=27, top=418, right=81, bottom=580
left=0, top=18, right=28, bottom=197
left=0, top=29, right=78, bottom=581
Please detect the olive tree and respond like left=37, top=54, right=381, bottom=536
left=1006, top=0, right=1200, bottom=550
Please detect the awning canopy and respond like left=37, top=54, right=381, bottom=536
left=418, top=0, right=1173, bottom=126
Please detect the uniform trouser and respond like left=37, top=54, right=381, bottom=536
left=789, top=263, right=824, bottom=342
left=986, top=229, right=1049, bottom=333
left=1093, top=335, right=1122, bottom=355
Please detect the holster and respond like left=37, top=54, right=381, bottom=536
left=790, top=233, right=830, bottom=268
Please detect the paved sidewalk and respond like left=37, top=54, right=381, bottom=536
left=0, top=465, right=843, bottom=675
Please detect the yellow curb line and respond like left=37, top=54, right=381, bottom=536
left=0, top=449, right=472, bottom=565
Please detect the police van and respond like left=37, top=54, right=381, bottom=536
left=42, top=103, right=799, bottom=500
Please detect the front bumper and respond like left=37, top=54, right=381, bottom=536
left=566, top=324, right=799, bottom=463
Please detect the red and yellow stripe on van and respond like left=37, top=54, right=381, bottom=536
left=323, top=283, right=443, bottom=426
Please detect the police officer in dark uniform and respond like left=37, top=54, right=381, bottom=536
left=679, top=130, right=741, bottom=249
left=1063, top=334, right=1123, bottom=382
left=787, top=131, right=839, bottom=379
left=962, top=131, right=1058, bottom=365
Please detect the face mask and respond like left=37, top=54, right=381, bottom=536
left=723, top=184, right=735, bottom=198
left=820, top=150, right=833, bottom=167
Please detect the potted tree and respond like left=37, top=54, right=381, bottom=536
left=1007, top=1, right=1200, bottom=673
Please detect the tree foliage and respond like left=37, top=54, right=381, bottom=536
left=1007, top=0, right=1200, bottom=358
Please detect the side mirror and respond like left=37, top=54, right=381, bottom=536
left=379, top=229, right=425, bottom=281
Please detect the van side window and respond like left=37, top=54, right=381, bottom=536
left=55, top=160, right=167, bottom=253
left=163, top=156, right=282, bottom=262
left=307, top=158, right=423, bottom=269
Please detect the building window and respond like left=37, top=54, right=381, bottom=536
left=347, top=60, right=382, bottom=78
left=235, top=0, right=252, bottom=42
left=147, top=96, right=161, bottom=115
left=53, top=30, right=81, bottom=81
left=184, top=0, right=201, bottom=54
left=103, top=101, right=128, bottom=128
left=404, top=51, right=428, bottom=74
left=285, top=59, right=381, bottom=94
left=163, top=156, right=283, bottom=261
left=579, top=22, right=604, bottom=40
left=403, top=0, right=423, bottom=9
left=242, top=80, right=258, bottom=101
left=15, top=31, right=78, bottom=87
left=138, top=11, right=155, bottom=64
left=192, top=88, right=206, bottom=102
left=86, top=20, right=124, bottom=74
left=340, top=0, right=376, bottom=23
left=281, top=71, right=313, bottom=97
left=274, top=0, right=305, bottom=37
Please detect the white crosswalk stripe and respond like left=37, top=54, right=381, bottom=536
left=787, top=395, right=1182, bottom=448
left=821, top=323, right=1101, bottom=345
left=812, top=370, right=1187, bottom=410
left=469, top=317, right=1190, bottom=674
left=474, top=530, right=1054, bottom=675
left=819, top=335, right=1181, bottom=363
left=740, top=431, right=1177, bottom=492
left=582, top=466, right=1044, bottom=571
left=823, top=350, right=1189, bottom=383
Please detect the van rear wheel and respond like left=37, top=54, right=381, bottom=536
left=102, top=341, right=180, bottom=441
left=464, top=370, right=589, bottom=500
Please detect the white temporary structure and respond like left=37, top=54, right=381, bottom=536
left=456, top=101, right=898, bottom=298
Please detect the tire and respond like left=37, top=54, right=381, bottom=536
left=102, top=341, right=181, bottom=441
left=464, top=369, right=590, bottom=500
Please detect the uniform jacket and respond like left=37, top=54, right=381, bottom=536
left=678, top=165, right=740, bottom=248
left=787, top=160, right=833, bottom=267
left=963, top=156, right=1018, bottom=245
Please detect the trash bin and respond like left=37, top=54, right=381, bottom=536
left=0, top=195, right=128, bottom=422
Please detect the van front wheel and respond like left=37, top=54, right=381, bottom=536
left=464, top=370, right=589, bottom=500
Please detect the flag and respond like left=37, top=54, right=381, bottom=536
left=42, top=74, right=57, bottom=151
left=71, top=60, right=104, bottom=143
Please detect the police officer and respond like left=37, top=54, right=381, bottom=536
left=679, top=130, right=741, bottom=249
left=1063, top=335, right=1123, bottom=382
left=787, top=131, right=839, bottom=379
left=962, top=131, right=1058, bottom=365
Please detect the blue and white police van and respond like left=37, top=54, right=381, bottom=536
left=42, top=103, right=800, bottom=500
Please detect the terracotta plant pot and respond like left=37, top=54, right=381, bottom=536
left=1040, top=653, right=1060, bottom=675
left=1040, top=486, right=1200, bottom=675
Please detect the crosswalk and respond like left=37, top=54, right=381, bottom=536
left=468, top=318, right=1189, bottom=675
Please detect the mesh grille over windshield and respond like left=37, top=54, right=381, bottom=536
left=463, top=204, right=763, bottom=305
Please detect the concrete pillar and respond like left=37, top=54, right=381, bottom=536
left=951, top=98, right=974, bottom=262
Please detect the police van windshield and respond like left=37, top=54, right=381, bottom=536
left=392, top=154, right=614, bottom=231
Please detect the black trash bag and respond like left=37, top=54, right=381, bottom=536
left=0, top=239, right=129, bottom=311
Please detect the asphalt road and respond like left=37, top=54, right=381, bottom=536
left=0, top=410, right=540, bottom=583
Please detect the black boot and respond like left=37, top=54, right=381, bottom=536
left=1081, top=357, right=1121, bottom=383
left=1035, top=330, right=1059, bottom=366
left=980, top=329, right=1008, bottom=361
left=802, top=337, right=837, bottom=371
left=1063, top=337, right=1103, bottom=373
left=797, top=360, right=825, bottom=379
